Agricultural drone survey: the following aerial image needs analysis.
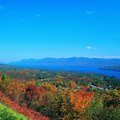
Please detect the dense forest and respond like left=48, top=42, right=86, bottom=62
left=0, top=68, right=120, bottom=120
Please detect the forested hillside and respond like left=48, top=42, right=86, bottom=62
left=0, top=69, right=120, bottom=120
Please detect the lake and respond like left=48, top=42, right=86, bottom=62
left=39, top=66, right=120, bottom=79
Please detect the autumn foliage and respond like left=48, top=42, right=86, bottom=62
left=69, top=89, right=94, bottom=113
left=0, top=75, right=95, bottom=120
left=0, top=91, right=49, bottom=120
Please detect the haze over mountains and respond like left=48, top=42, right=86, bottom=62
left=9, top=57, right=120, bottom=68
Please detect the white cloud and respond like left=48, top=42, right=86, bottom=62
left=101, top=56, right=120, bottom=59
left=86, top=46, right=96, bottom=50
left=85, top=10, right=95, bottom=15
left=86, top=46, right=92, bottom=49
left=89, top=56, right=120, bottom=59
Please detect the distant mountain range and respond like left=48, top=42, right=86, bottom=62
left=0, top=64, right=22, bottom=71
left=9, top=57, right=120, bottom=68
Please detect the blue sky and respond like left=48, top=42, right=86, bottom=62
left=0, top=0, right=120, bottom=62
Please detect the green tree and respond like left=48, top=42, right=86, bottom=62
left=1, top=74, right=7, bottom=81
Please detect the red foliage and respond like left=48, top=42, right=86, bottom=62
left=0, top=91, right=49, bottom=120
left=39, top=86, right=45, bottom=92
left=24, top=84, right=47, bottom=107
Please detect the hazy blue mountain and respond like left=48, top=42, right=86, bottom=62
left=9, top=57, right=120, bottom=68
left=0, top=64, right=22, bottom=71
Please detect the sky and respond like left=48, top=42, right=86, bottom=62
left=0, top=0, right=120, bottom=63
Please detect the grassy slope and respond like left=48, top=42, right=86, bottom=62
left=0, top=103, right=30, bottom=120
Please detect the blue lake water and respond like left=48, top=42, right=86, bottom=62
left=40, top=66, right=120, bottom=79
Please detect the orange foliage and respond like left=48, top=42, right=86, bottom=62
left=69, top=81, right=77, bottom=89
left=25, top=79, right=36, bottom=86
left=6, top=81, right=26, bottom=101
left=42, top=82, right=56, bottom=93
left=69, top=89, right=94, bottom=113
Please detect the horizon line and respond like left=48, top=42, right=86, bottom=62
left=1, top=56, right=120, bottom=64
